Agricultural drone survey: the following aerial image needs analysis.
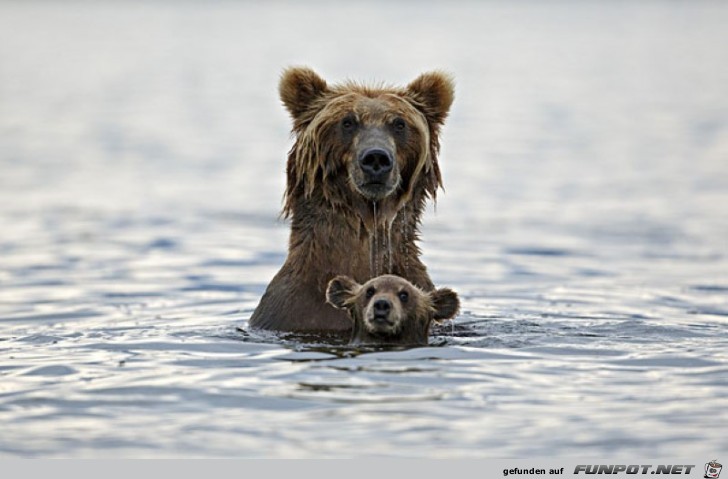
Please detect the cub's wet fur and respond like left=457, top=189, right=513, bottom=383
left=326, top=274, right=459, bottom=346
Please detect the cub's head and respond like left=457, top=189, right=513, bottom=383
left=326, top=274, right=460, bottom=346
left=279, top=67, right=454, bottom=215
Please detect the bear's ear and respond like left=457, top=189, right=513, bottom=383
left=279, top=66, right=329, bottom=121
left=326, top=275, right=360, bottom=310
left=406, top=71, right=455, bottom=127
left=430, top=287, right=460, bottom=321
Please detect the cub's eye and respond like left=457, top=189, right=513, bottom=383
left=365, top=287, right=376, bottom=299
left=392, top=118, right=406, bottom=131
left=341, top=117, right=356, bottom=131
left=398, top=291, right=409, bottom=303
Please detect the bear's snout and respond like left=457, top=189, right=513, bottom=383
left=359, top=148, right=394, bottom=181
left=372, top=298, right=392, bottom=318
left=351, top=126, right=399, bottom=200
left=364, top=295, right=400, bottom=334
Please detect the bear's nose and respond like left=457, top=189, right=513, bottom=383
left=359, top=148, right=393, bottom=179
left=372, top=298, right=392, bottom=315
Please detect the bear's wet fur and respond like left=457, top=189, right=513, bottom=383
left=249, top=67, right=454, bottom=333
left=326, top=274, right=460, bottom=345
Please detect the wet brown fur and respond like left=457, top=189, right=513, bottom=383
left=249, top=67, right=454, bottom=333
left=326, top=274, right=460, bottom=345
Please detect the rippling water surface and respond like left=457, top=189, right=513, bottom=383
left=1, top=1, right=727, bottom=458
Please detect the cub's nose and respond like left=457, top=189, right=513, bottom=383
left=372, top=298, right=392, bottom=316
left=359, top=148, right=393, bottom=179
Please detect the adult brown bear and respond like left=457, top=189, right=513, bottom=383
left=249, top=67, right=454, bottom=333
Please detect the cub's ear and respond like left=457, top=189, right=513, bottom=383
left=430, top=287, right=460, bottom=321
left=406, top=71, right=455, bottom=127
left=279, top=66, right=329, bottom=121
left=326, top=275, right=360, bottom=310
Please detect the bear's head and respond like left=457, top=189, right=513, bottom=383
left=279, top=67, right=454, bottom=217
left=326, top=274, right=460, bottom=346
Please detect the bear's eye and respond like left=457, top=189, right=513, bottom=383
left=365, top=287, right=376, bottom=299
left=398, top=291, right=409, bottom=303
left=341, top=116, right=357, bottom=131
left=392, top=118, right=407, bottom=132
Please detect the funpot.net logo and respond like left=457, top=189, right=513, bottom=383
left=573, top=464, right=696, bottom=475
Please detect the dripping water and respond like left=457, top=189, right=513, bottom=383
left=370, top=202, right=401, bottom=277
left=370, top=201, right=379, bottom=277
left=400, top=204, right=409, bottom=274
left=386, top=216, right=394, bottom=274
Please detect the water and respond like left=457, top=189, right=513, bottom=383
left=371, top=201, right=379, bottom=276
left=1, top=1, right=727, bottom=458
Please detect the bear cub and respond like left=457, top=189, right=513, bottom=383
left=326, top=274, right=460, bottom=346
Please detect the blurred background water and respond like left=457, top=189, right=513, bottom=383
left=0, top=1, right=727, bottom=458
